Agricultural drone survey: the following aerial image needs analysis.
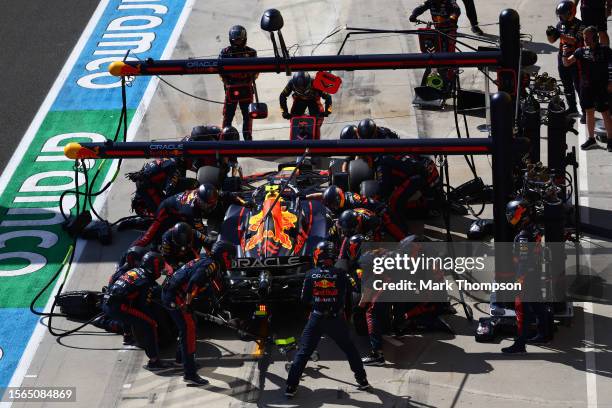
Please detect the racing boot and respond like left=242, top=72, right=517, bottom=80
left=356, top=378, right=372, bottom=391
left=527, top=334, right=551, bottom=344
left=143, top=359, right=171, bottom=371
left=184, top=373, right=210, bottom=386
left=471, top=25, right=484, bottom=35
left=122, top=333, right=135, bottom=346
left=361, top=350, right=385, bottom=366
left=501, top=342, right=527, bottom=354
left=174, top=355, right=202, bottom=369
left=285, top=384, right=297, bottom=398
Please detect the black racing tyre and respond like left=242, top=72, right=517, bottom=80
left=328, top=158, right=344, bottom=177
left=359, top=180, right=382, bottom=200
left=56, top=291, right=103, bottom=320
left=197, top=166, right=221, bottom=187
left=348, top=159, right=373, bottom=192
left=331, top=172, right=349, bottom=192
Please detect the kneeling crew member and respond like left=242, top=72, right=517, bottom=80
left=341, top=118, right=399, bottom=172
left=285, top=241, right=371, bottom=398
left=161, top=222, right=212, bottom=271
left=162, top=240, right=236, bottom=385
left=127, top=158, right=198, bottom=218
left=103, top=252, right=168, bottom=371
left=93, top=246, right=149, bottom=342
left=132, top=183, right=220, bottom=248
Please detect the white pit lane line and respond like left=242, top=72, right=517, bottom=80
left=578, top=124, right=598, bottom=408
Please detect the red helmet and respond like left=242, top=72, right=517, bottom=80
left=506, top=199, right=530, bottom=226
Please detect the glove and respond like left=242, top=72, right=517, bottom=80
left=561, top=44, right=572, bottom=57
left=126, top=171, right=143, bottom=183
left=282, top=112, right=292, bottom=120
left=328, top=224, right=338, bottom=236
left=546, top=26, right=559, bottom=38
left=409, top=14, right=417, bottom=23
left=203, top=232, right=219, bottom=247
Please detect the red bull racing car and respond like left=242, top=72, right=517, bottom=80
left=214, top=161, right=332, bottom=314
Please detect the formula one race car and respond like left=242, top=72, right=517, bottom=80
left=212, top=160, right=332, bottom=316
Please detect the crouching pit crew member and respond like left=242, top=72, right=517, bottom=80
left=340, top=119, right=399, bottom=172
left=285, top=241, right=371, bottom=398
left=102, top=252, right=168, bottom=371
left=131, top=183, right=220, bottom=248
left=161, top=222, right=214, bottom=271
left=93, top=246, right=149, bottom=342
left=126, top=157, right=199, bottom=221
left=162, top=240, right=236, bottom=385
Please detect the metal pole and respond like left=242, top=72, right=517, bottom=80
left=485, top=67, right=491, bottom=135
left=491, top=92, right=514, bottom=243
left=491, top=92, right=514, bottom=295
left=499, top=9, right=520, bottom=76
left=524, top=97, right=541, bottom=162
left=498, top=8, right=521, bottom=123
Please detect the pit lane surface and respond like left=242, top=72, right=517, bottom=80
left=9, top=1, right=612, bottom=407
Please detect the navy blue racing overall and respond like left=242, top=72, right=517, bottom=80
left=286, top=266, right=367, bottom=387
